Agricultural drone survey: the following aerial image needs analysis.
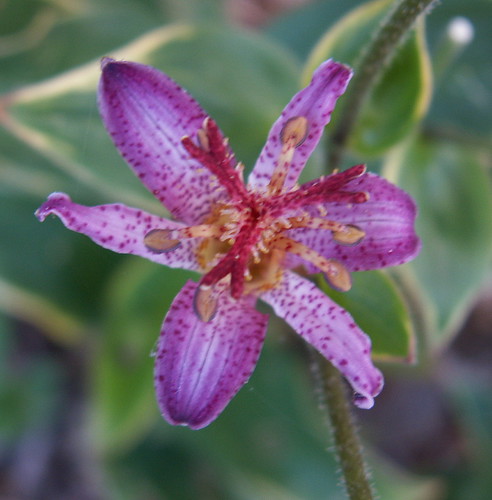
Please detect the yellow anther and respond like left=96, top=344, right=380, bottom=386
left=144, top=229, right=181, bottom=253
left=193, top=285, right=218, bottom=323
left=280, top=116, right=309, bottom=148
left=332, top=224, right=365, bottom=246
left=144, top=224, right=224, bottom=254
left=324, top=259, right=352, bottom=292
left=267, top=116, right=309, bottom=196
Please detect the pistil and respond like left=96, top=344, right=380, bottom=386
left=274, top=236, right=352, bottom=292
left=182, top=118, right=250, bottom=206
left=265, top=164, right=368, bottom=217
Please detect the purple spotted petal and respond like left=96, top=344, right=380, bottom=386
left=261, top=271, right=383, bottom=409
left=99, top=59, right=228, bottom=225
left=155, top=280, right=268, bottom=429
left=35, top=193, right=201, bottom=271
left=288, top=173, right=421, bottom=272
left=248, top=60, right=352, bottom=191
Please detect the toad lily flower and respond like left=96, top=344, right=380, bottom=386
left=36, top=58, right=420, bottom=429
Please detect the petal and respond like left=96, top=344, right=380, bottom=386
left=155, top=281, right=268, bottom=429
left=35, top=192, right=201, bottom=271
left=99, top=59, right=228, bottom=224
left=248, top=60, right=352, bottom=191
left=288, top=173, right=421, bottom=272
left=261, top=271, right=383, bottom=409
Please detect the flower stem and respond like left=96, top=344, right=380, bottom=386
left=328, top=0, right=438, bottom=169
left=312, top=1, right=440, bottom=496
left=310, top=349, right=374, bottom=500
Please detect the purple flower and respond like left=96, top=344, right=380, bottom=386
left=36, top=58, right=420, bottom=429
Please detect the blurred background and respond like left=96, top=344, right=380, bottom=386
left=1, top=0, right=491, bottom=498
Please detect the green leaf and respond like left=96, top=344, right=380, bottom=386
left=107, top=318, right=438, bottom=500
left=425, top=0, right=492, bottom=137
left=0, top=322, right=64, bottom=441
left=386, top=135, right=492, bottom=344
left=0, top=23, right=298, bottom=329
left=115, top=335, right=343, bottom=500
left=0, top=186, right=120, bottom=324
left=445, top=380, right=492, bottom=500
left=92, top=258, right=195, bottom=454
left=3, top=24, right=298, bottom=209
left=302, top=0, right=432, bottom=157
left=267, top=0, right=365, bottom=60
left=0, top=0, right=169, bottom=92
left=373, top=457, right=442, bottom=500
left=0, top=278, right=83, bottom=346
left=320, top=270, right=415, bottom=362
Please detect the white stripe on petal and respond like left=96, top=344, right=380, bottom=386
left=154, top=280, right=268, bottom=429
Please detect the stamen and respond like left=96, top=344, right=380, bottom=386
left=178, top=225, right=223, bottom=239
left=265, top=165, right=369, bottom=216
left=144, top=225, right=223, bottom=253
left=287, top=216, right=344, bottom=232
left=332, top=224, right=365, bottom=246
left=285, top=216, right=365, bottom=246
left=144, top=229, right=181, bottom=253
left=268, top=116, right=309, bottom=195
left=280, top=116, right=309, bottom=148
left=181, top=120, right=249, bottom=205
left=193, top=284, right=219, bottom=322
left=252, top=247, right=261, bottom=263
left=258, top=240, right=269, bottom=254
left=274, top=236, right=352, bottom=292
left=323, top=259, right=352, bottom=292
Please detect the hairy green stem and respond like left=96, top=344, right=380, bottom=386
left=328, top=0, right=438, bottom=169
left=310, top=349, right=373, bottom=500
left=314, top=1, right=440, bottom=497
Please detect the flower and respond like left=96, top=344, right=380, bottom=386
left=36, top=58, right=420, bottom=429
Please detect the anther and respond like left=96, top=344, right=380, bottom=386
left=323, top=259, right=352, bottom=292
left=267, top=116, right=310, bottom=196
left=144, top=229, right=181, bottom=253
left=280, top=116, right=309, bottom=148
left=332, top=224, right=366, bottom=246
left=193, top=284, right=219, bottom=322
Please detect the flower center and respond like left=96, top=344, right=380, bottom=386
left=143, top=117, right=369, bottom=322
